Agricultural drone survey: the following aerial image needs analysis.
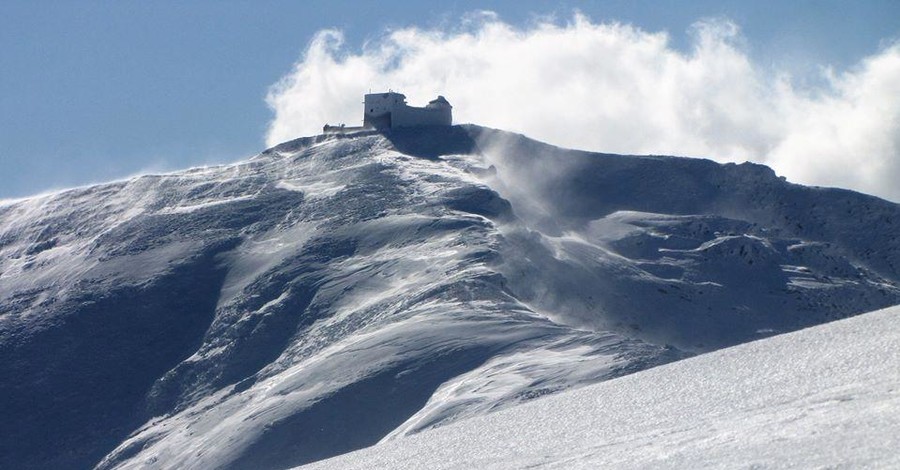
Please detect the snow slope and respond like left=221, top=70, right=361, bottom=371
left=305, top=304, right=900, bottom=469
left=1, top=125, right=899, bottom=469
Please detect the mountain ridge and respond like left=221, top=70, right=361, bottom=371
left=1, top=125, right=898, bottom=469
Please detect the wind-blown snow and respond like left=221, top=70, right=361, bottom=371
left=1, top=126, right=899, bottom=469
left=265, top=14, right=900, bottom=201
left=304, top=304, right=900, bottom=469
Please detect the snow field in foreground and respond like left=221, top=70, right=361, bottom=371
left=304, top=304, right=900, bottom=469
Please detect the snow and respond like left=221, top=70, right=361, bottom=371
left=276, top=179, right=347, bottom=199
left=158, top=194, right=259, bottom=214
left=1, top=125, right=899, bottom=469
left=304, top=304, right=900, bottom=469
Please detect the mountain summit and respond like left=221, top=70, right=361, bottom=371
left=2, top=125, right=899, bottom=469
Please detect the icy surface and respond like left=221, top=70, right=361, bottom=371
left=304, top=304, right=900, bottom=469
left=1, top=126, right=899, bottom=468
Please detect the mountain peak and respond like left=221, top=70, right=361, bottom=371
left=2, top=126, right=898, bottom=469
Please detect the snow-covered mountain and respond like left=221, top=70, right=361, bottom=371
left=1, top=125, right=898, bottom=469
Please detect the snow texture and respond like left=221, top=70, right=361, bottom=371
left=1, top=125, right=898, bottom=469
left=304, top=304, right=900, bottom=469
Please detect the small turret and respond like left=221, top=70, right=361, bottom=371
left=427, top=96, right=451, bottom=108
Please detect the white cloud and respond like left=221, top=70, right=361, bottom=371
left=265, top=13, right=900, bottom=201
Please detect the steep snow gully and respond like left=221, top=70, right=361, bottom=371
left=1, top=125, right=898, bottom=469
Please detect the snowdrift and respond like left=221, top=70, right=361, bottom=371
left=305, top=304, right=900, bottom=469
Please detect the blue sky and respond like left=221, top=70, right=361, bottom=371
left=1, top=1, right=898, bottom=199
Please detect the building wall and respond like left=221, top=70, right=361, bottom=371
left=363, top=92, right=452, bottom=129
left=391, top=106, right=451, bottom=128
left=364, top=93, right=405, bottom=118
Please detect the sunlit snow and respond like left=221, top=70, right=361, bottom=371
left=306, top=304, right=900, bottom=469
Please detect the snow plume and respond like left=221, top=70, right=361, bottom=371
left=265, top=13, right=900, bottom=201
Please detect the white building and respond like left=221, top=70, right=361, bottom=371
left=363, top=92, right=452, bottom=129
